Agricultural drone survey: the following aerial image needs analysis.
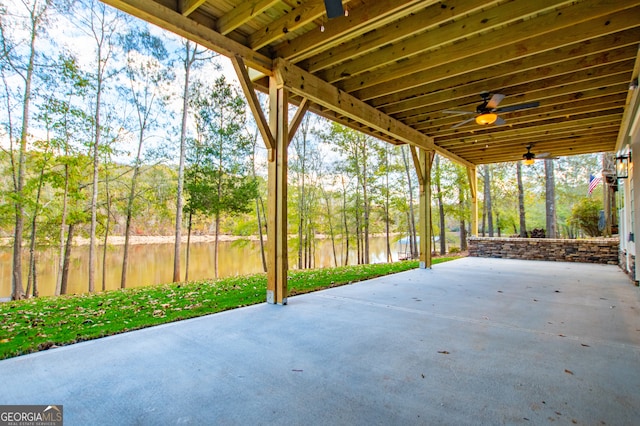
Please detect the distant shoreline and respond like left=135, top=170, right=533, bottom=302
left=0, top=234, right=260, bottom=247
left=0, top=233, right=402, bottom=247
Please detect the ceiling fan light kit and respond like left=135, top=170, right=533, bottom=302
left=523, top=145, right=537, bottom=165
left=445, top=93, right=540, bottom=129
left=475, top=113, right=498, bottom=125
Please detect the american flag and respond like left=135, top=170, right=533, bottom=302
left=588, top=174, right=601, bottom=195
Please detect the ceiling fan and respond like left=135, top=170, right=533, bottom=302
left=522, top=145, right=557, bottom=165
left=443, top=92, right=540, bottom=128
left=324, top=0, right=344, bottom=18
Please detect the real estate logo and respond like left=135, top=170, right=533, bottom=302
left=0, top=405, right=63, bottom=426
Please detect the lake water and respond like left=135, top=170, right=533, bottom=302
left=0, top=236, right=401, bottom=298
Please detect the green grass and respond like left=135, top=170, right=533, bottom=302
left=0, top=257, right=459, bottom=360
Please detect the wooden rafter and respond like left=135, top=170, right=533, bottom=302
left=278, top=0, right=427, bottom=63
left=216, top=0, right=280, bottom=35
left=248, top=0, right=326, bottom=50
left=179, top=0, right=206, bottom=17
left=99, top=0, right=640, bottom=167
left=340, top=3, right=639, bottom=96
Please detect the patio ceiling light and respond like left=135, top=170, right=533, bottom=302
left=475, top=113, right=498, bottom=125
left=616, top=154, right=630, bottom=179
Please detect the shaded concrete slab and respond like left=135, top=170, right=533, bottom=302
left=1, top=257, right=639, bottom=425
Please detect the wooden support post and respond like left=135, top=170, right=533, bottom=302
left=266, top=76, right=289, bottom=305
left=410, top=146, right=432, bottom=269
left=467, top=166, right=478, bottom=237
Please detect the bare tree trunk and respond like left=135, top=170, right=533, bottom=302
left=102, top=191, right=111, bottom=292
left=60, top=224, right=75, bottom=295
left=10, top=1, right=44, bottom=300
left=173, top=42, right=194, bottom=282
left=341, top=177, right=349, bottom=266
left=214, top=212, right=220, bottom=279
left=121, top=135, right=144, bottom=289
left=435, top=156, right=446, bottom=255
left=401, top=146, right=417, bottom=258
left=362, top=151, right=370, bottom=264
left=26, top=165, right=46, bottom=298
left=385, top=146, right=392, bottom=262
left=298, top=152, right=305, bottom=269
left=517, top=161, right=527, bottom=237
left=185, top=210, right=193, bottom=282
left=322, top=188, right=338, bottom=267
left=355, top=191, right=361, bottom=264
left=544, top=159, right=557, bottom=238
left=483, top=165, right=494, bottom=237
left=459, top=185, right=468, bottom=251
left=56, top=161, right=70, bottom=296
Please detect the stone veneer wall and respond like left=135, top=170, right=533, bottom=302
left=468, top=237, right=619, bottom=264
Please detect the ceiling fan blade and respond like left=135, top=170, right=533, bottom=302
left=442, top=110, right=475, bottom=115
left=494, top=116, right=506, bottom=126
left=487, top=94, right=505, bottom=109
left=536, top=152, right=559, bottom=160
left=324, top=0, right=344, bottom=19
left=451, top=117, right=477, bottom=128
left=495, top=101, right=540, bottom=113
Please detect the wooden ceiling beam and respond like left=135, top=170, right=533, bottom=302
left=394, top=66, right=629, bottom=124
left=179, top=0, right=206, bottom=17
left=364, top=28, right=640, bottom=106
left=340, top=3, right=640, bottom=95
left=383, top=47, right=638, bottom=117
left=451, top=141, right=619, bottom=165
left=465, top=139, right=617, bottom=164
left=301, top=0, right=495, bottom=73
left=216, top=0, right=280, bottom=35
left=434, top=113, right=623, bottom=146
left=277, top=0, right=428, bottom=63
left=421, top=98, right=626, bottom=136
left=100, top=0, right=273, bottom=75
left=248, top=0, right=326, bottom=50
left=438, top=118, right=622, bottom=144
left=320, top=0, right=572, bottom=84
left=272, top=58, right=475, bottom=167
left=441, top=128, right=621, bottom=153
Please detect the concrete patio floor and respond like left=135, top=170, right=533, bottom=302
left=1, top=257, right=639, bottom=425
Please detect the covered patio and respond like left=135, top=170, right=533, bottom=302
left=1, top=257, right=638, bottom=424
left=98, top=0, right=640, bottom=302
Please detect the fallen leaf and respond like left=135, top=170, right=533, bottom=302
left=558, top=334, right=565, bottom=337
left=581, top=344, right=590, bottom=347
left=564, top=369, right=574, bottom=375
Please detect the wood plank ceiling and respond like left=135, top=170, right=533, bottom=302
left=102, top=0, right=640, bottom=166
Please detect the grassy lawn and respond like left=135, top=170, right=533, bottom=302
left=0, top=257, right=459, bottom=360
